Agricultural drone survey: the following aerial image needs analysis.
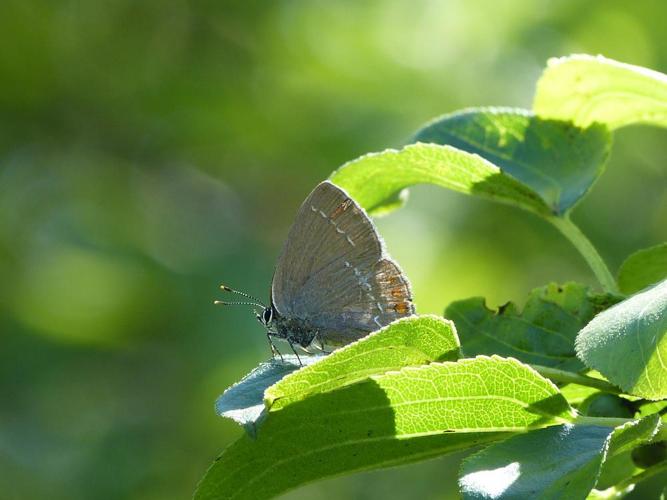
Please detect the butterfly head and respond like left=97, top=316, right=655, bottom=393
left=256, top=306, right=274, bottom=328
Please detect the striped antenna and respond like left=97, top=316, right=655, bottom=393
left=214, top=300, right=265, bottom=307
left=219, top=284, right=266, bottom=306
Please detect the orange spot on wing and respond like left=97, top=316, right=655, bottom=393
left=393, top=303, right=411, bottom=314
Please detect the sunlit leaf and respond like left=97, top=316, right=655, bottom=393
left=559, top=384, right=600, bottom=405
left=637, top=400, right=667, bottom=419
left=446, top=282, right=619, bottom=371
left=460, top=424, right=613, bottom=499
left=533, top=54, right=667, bottom=130
left=412, top=107, right=610, bottom=214
left=266, top=315, right=460, bottom=410
left=587, top=486, right=635, bottom=499
left=576, top=279, right=667, bottom=400
left=195, top=356, right=573, bottom=500
left=372, top=356, right=574, bottom=432
left=329, top=143, right=550, bottom=217
left=618, top=243, right=667, bottom=295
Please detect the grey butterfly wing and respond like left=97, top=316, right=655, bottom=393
left=271, top=181, right=414, bottom=344
left=299, top=257, right=414, bottom=343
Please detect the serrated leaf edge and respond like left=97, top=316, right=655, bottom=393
left=264, top=314, right=459, bottom=409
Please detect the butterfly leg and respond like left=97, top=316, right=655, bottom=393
left=287, top=341, right=303, bottom=366
left=314, top=333, right=331, bottom=354
left=267, top=334, right=283, bottom=362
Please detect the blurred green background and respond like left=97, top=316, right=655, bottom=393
left=1, top=1, right=666, bottom=499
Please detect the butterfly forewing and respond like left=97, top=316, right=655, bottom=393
left=271, top=181, right=414, bottom=343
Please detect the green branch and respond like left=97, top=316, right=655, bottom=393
left=531, top=364, right=622, bottom=394
left=547, top=215, right=619, bottom=294
left=572, top=415, right=633, bottom=427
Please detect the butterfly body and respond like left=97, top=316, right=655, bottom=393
left=259, top=307, right=319, bottom=348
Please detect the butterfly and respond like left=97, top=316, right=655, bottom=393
left=217, top=181, right=414, bottom=362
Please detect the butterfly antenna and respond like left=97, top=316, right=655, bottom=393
left=219, top=284, right=266, bottom=307
left=214, top=300, right=266, bottom=308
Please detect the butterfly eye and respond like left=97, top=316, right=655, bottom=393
left=262, top=308, right=273, bottom=324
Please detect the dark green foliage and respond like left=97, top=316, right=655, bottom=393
left=445, top=282, right=618, bottom=371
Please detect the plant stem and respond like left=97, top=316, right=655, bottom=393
left=547, top=215, right=619, bottom=294
left=531, top=364, right=622, bottom=394
left=572, top=415, right=633, bottom=427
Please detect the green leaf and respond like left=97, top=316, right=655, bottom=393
left=576, top=279, right=667, bottom=400
left=587, top=485, right=635, bottom=499
left=195, top=357, right=572, bottom=500
left=460, top=424, right=613, bottom=500
left=446, top=282, right=619, bottom=371
left=594, top=450, right=638, bottom=492
left=412, top=107, right=611, bottom=214
left=459, top=415, right=661, bottom=500
left=605, top=413, right=662, bottom=460
left=266, top=315, right=460, bottom=410
left=618, top=243, right=667, bottom=295
left=533, top=54, right=667, bottom=130
left=218, top=316, right=460, bottom=431
left=372, top=356, right=574, bottom=432
left=594, top=414, right=662, bottom=492
left=560, top=384, right=601, bottom=405
left=214, top=355, right=320, bottom=434
left=329, top=143, right=550, bottom=217
left=638, top=400, right=667, bottom=419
